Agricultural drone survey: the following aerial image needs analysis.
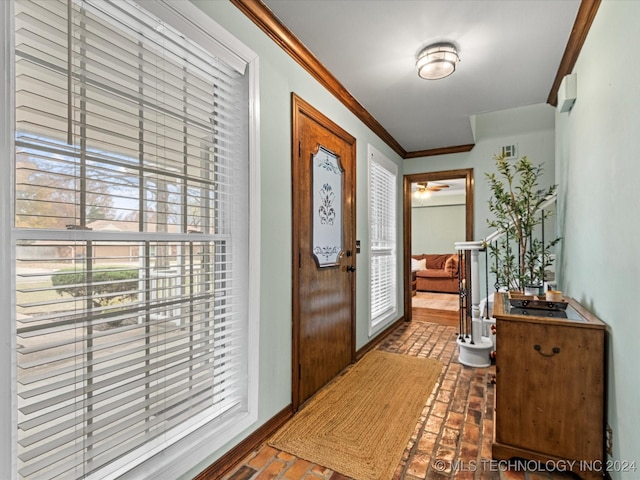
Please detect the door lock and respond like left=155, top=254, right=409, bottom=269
left=346, top=265, right=356, bottom=272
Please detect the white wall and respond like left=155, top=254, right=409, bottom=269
left=412, top=201, right=465, bottom=254
left=404, top=103, right=556, bottom=242
left=555, top=1, right=640, bottom=475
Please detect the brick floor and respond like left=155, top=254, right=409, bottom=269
left=221, top=319, right=578, bottom=480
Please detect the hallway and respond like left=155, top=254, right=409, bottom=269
left=222, top=320, right=576, bottom=480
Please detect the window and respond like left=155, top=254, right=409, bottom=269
left=368, top=145, right=398, bottom=333
left=9, top=0, right=258, bottom=478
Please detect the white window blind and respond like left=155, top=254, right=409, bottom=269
left=368, top=147, right=397, bottom=331
left=14, top=1, right=251, bottom=478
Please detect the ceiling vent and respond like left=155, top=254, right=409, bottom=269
left=558, top=73, right=577, bottom=113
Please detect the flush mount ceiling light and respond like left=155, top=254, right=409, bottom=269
left=416, top=42, right=459, bottom=80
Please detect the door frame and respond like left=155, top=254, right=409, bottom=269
left=403, top=168, right=474, bottom=321
left=291, top=93, right=356, bottom=411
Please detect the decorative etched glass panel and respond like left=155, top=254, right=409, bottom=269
left=312, top=146, right=343, bottom=267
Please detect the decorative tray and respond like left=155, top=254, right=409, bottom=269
left=507, top=291, right=568, bottom=311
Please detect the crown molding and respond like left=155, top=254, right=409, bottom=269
left=404, top=144, right=475, bottom=159
left=231, top=0, right=407, bottom=158
left=232, top=0, right=596, bottom=158
left=547, top=0, right=601, bottom=106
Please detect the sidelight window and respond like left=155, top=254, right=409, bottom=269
left=368, top=145, right=398, bottom=334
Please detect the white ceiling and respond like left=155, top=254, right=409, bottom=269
left=262, top=0, right=580, bottom=153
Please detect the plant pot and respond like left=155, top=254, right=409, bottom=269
left=524, top=284, right=543, bottom=296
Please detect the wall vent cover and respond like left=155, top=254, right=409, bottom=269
left=501, top=144, right=517, bottom=159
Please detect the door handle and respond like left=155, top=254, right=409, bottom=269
left=346, top=265, right=356, bottom=272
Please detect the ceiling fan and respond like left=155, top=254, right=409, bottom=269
left=414, top=182, right=450, bottom=195
left=413, top=182, right=450, bottom=202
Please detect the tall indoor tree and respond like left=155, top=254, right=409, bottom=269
left=485, top=153, right=559, bottom=292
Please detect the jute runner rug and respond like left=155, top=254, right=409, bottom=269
left=269, top=350, right=443, bottom=480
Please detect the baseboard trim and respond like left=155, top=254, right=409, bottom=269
left=356, top=316, right=405, bottom=360
left=194, top=404, right=294, bottom=480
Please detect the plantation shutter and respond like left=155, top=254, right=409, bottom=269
left=368, top=149, right=397, bottom=328
left=14, top=0, right=250, bottom=479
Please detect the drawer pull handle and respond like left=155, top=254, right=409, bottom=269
left=533, top=344, right=560, bottom=357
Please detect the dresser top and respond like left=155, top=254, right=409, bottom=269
left=493, top=292, right=606, bottom=329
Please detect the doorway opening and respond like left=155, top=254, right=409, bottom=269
left=403, top=169, right=474, bottom=322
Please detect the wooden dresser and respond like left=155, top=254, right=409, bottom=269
left=492, top=293, right=607, bottom=480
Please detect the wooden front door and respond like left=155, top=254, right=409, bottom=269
left=292, top=94, right=356, bottom=410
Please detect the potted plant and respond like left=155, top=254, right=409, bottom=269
left=485, top=153, right=559, bottom=293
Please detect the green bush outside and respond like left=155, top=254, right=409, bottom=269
left=52, top=267, right=139, bottom=308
